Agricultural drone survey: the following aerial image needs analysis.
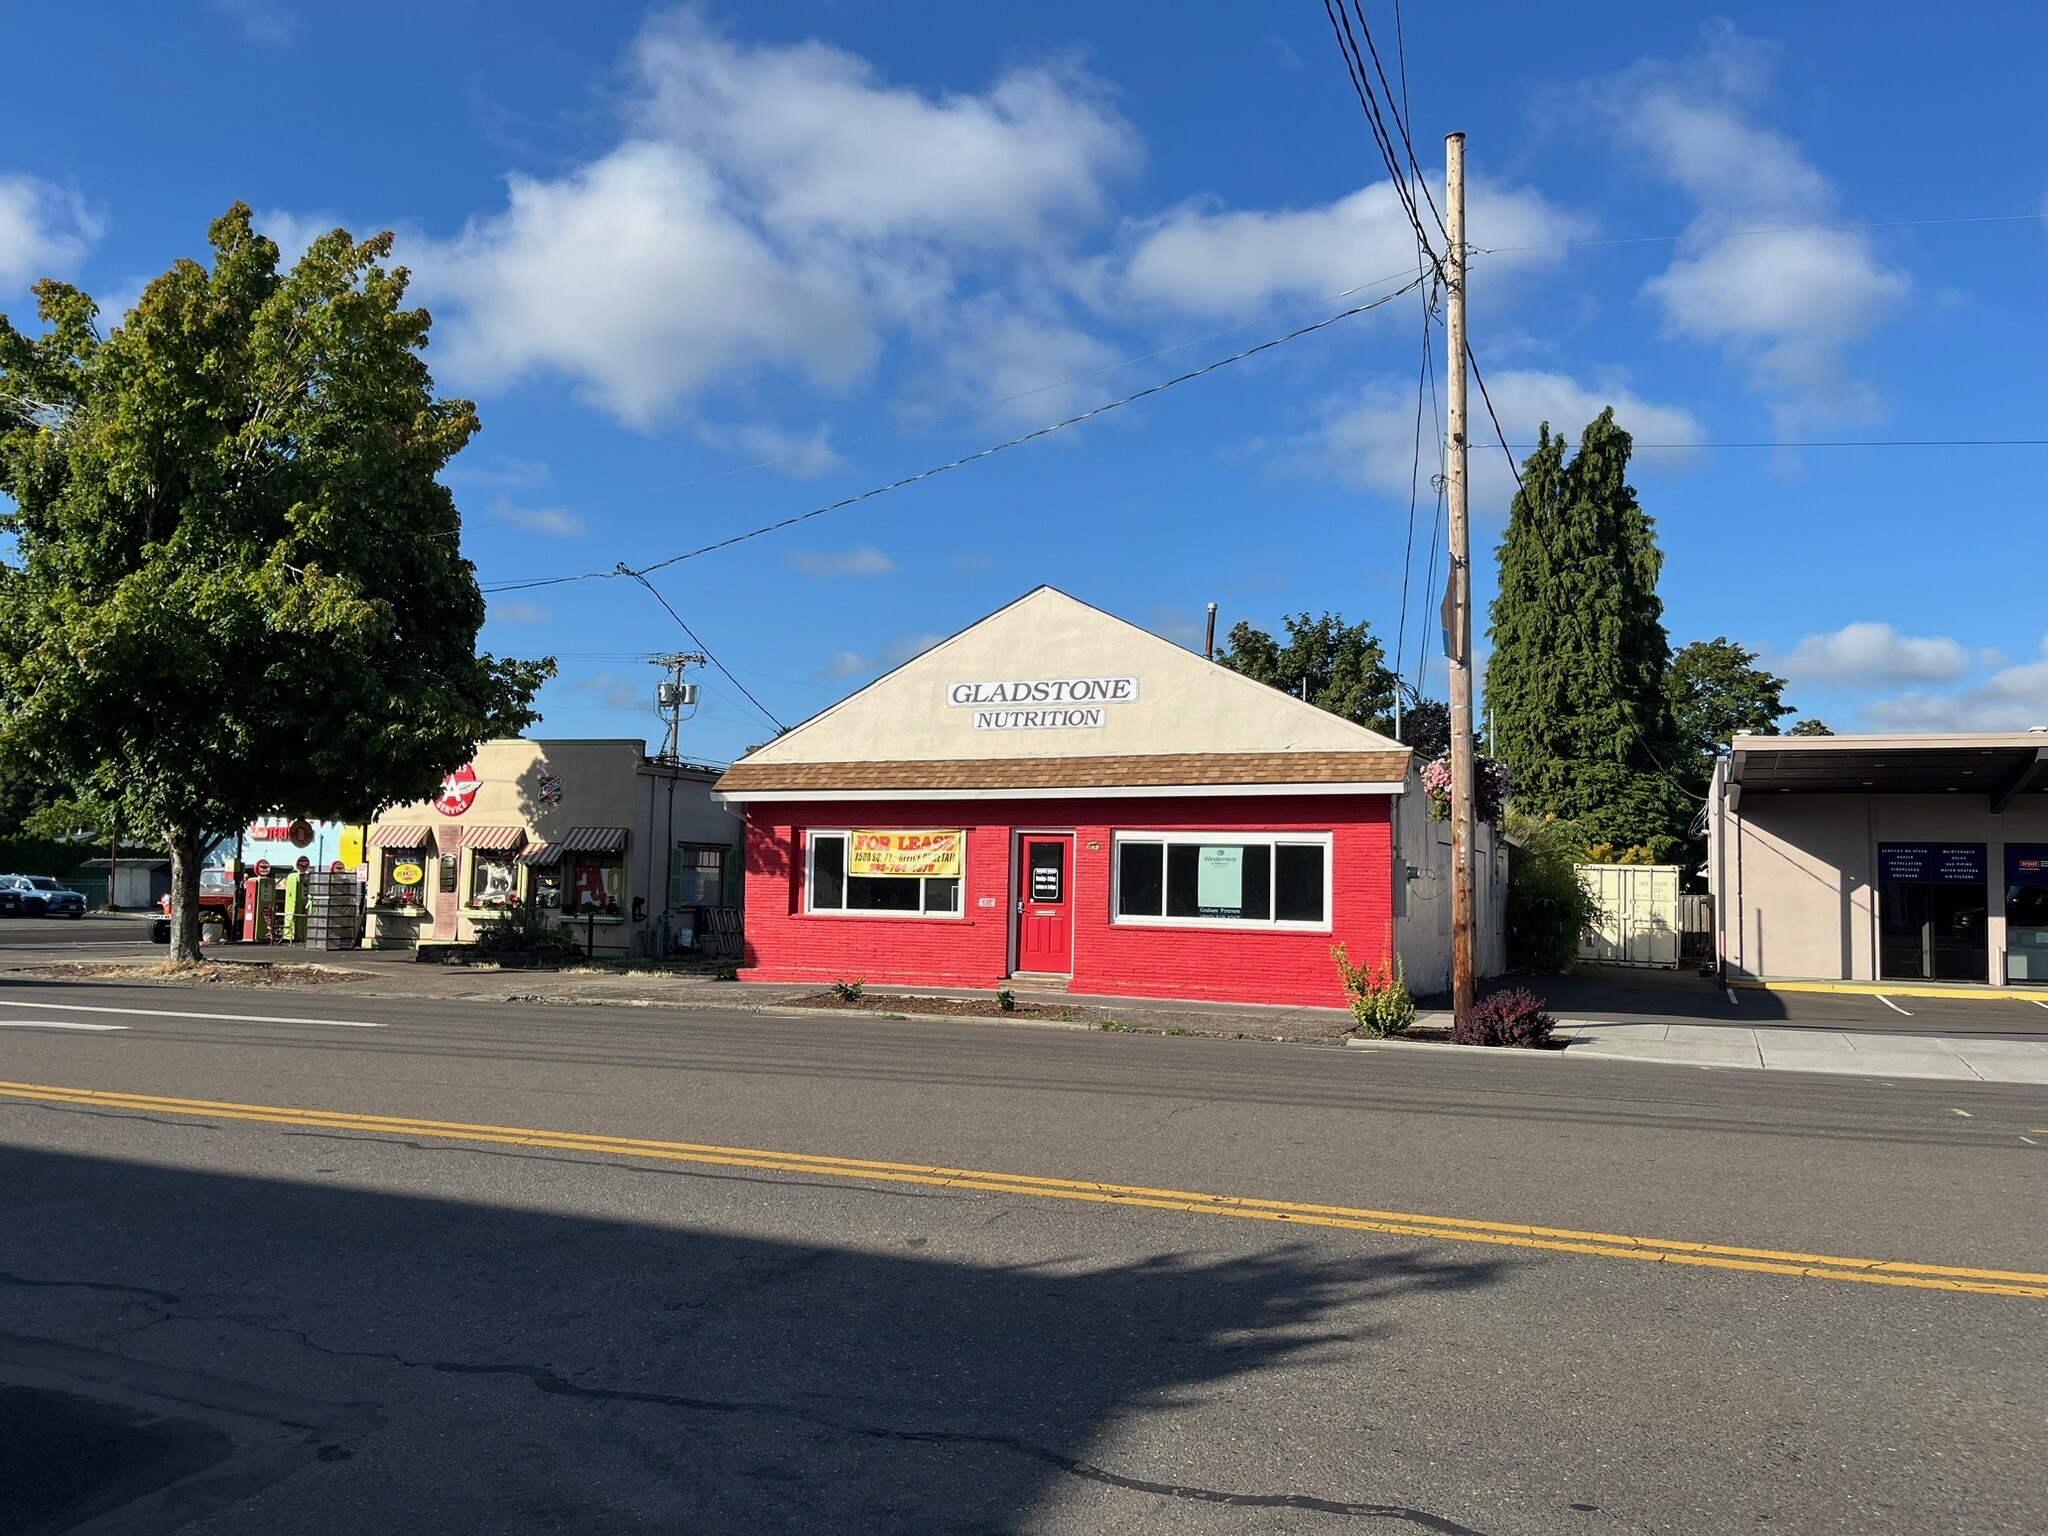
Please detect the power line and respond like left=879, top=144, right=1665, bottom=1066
left=638, top=268, right=1427, bottom=497
left=1320, top=0, right=1438, bottom=272
left=1520, top=437, right=2048, bottom=450
left=480, top=275, right=1425, bottom=595
left=1464, top=340, right=1524, bottom=488
left=1347, top=0, right=1446, bottom=241
left=617, top=568, right=787, bottom=733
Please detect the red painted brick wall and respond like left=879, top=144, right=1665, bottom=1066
left=739, top=794, right=1393, bottom=1007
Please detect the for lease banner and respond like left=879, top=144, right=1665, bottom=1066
left=851, top=830, right=963, bottom=878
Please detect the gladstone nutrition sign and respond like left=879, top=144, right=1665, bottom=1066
left=947, top=676, right=1138, bottom=732
left=851, top=831, right=964, bottom=878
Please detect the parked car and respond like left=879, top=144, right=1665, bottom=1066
left=1, top=874, right=88, bottom=918
left=0, top=881, right=20, bottom=917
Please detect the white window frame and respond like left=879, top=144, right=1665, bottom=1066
left=1110, top=830, right=1335, bottom=933
left=805, top=829, right=966, bottom=921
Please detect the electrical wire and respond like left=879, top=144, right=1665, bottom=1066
left=638, top=267, right=1428, bottom=497
left=1464, top=340, right=1524, bottom=488
left=479, top=275, right=1425, bottom=595
left=617, top=568, right=787, bottom=733
left=1474, top=212, right=2044, bottom=257
left=1347, top=0, right=1446, bottom=241
left=1393, top=283, right=1439, bottom=680
left=1320, top=0, right=1438, bottom=273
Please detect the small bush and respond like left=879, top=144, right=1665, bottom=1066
left=1332, top=944, right=1415, bottom=1038
left=1504, top=808, right=1602, bottom=973
left=1452, top=987, right=1555, bottom=1048
left=830, top=977, right=865, bottom=1004
left=473, top=903, right=571, bottom=954
left=995, top=988, right=1016, bottom=1012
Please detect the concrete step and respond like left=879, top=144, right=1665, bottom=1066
left=1006, top=972, right=1070, bottom=994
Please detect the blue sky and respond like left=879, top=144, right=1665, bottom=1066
left=4, top=2, right=2044, bottom=760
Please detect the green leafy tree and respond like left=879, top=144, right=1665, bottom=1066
left=1667, top=637, right=1793, bottom=781
left=0, top=205, right=553, bottom=960
left=1789, top=718, right=1834, bottom=736
left=1485, top=409, right=1692, bottom=861
left=1398, top=696, right=1451, bottom=759
left=1214, top=612, right=1397, bottom=732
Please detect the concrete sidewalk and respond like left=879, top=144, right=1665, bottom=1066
left=1559, top=1019, right=2048, bottom=1084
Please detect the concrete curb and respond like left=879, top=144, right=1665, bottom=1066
left=761, top=1004, right=1096, bottom=1032
left=1343, top=1035, right=1565, bottom=1060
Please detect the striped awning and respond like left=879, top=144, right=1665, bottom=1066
left=462, top=825, right=527, bottom=851
left=561, top=826, right=629, bottom=854
left=368, top=825, right=434, bottom=848
left=517, top=843, right=563, bottom=868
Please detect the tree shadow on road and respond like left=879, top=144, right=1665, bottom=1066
left=0, top=1140, right=1507, bottom=1533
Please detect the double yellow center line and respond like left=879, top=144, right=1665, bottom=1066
left=4, top=1078, right=2043, bottom=1299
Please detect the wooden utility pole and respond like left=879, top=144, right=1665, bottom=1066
left=1444, top=131, right=1477, bottom=1027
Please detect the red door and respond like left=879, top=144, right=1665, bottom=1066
left=1015, top=835, right=1074, bottom=975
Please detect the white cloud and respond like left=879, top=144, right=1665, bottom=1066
left=914, top=301, right=1122, bottom=427
left=562, top=674, right=650, bottom=711
left=1308, top=367, right=1702, bottom=517
left=0, top=175, right=99, bottom=291
left=696, top=421, right=845, bottom=479
left=488, top=600, right=552, bottom=625
left=1116, top=176, right=1585, bottom=318
left=210, top=0, right=295, bottom=46
left=416, top=13, right=1136, bottom=429
left=1584, top=24, right=1907, bottom=428
left=630, top=15, right=1135, bottom=247
left=444, top=456, right=552, bottom=490
left=820, top=632, right=945, bottom=679
left=485, top=498, right=586, bottom=538
left=1861, top=638, right=2048, bottom=733
left=790, top=545, right=896, bottom=578
left=254, top=208, right=344, bottom=268
left=1778, top=623, right=1972, bottom=689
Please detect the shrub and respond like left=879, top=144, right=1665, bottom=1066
left=1452, top=987, right=1555, bottom=1048
left=473, top=903, right=571, bottom=954
left=1331, top=944, right=1415, bottom=1038
left=830, top=978, right=865, bottom=1004
left=995, top=989, right=1016, bottom=1012
left=1504, top=808, right=1602, bottom=973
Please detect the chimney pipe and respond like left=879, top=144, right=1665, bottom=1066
left=1203, top=602, right=1218, bottom=661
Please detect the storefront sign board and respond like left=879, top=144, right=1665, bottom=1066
left=2009, top=845, right=2048, bottom=887
left=948, top=676, right=1138, bottom=732
left=850, top=831, right=963, bottom=878
left=1878, top=843, right=1985, bottom=884
left=1197, top=846, right=1243, bottom=916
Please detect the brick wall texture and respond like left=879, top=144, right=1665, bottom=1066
left=740, top=794, right=1393, bottom=1007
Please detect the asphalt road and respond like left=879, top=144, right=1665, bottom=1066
left=0, top=912, right=159, bottom=954
left=2, top=977, right=2044, bottom=1534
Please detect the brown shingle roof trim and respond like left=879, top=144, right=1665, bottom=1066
left=716, top=751, right=1409, bottom=794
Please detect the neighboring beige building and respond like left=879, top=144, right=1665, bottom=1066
left=1708, top=732, right=2048, bottom=986
left=362, top=738, right=742, bottom=957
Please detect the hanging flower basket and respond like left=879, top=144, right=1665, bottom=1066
left=1423, top=753, right=1511, bottom=825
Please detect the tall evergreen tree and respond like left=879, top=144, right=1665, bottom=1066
left=1485, top=409, right=1692, bottom=859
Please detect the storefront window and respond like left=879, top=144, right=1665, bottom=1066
left=529, top=864, right=564, bottom=910
left=807, top=831, right=962, bottom=917
left=1115, top=833, right=1329, bottom=929
left=1878, top=843, right=1988, bottom=983
left=2007, top=845, right=2048, bottom=984
left=671, top=845, right=726, bottom=909
left=378, top=848, right=429, bottom=911
left=568, top=855, right=624, bottom=917
left=469, top=851, right=520, bottom=909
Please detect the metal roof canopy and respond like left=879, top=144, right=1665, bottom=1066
left=1729, top=732, right=2048, bottom=812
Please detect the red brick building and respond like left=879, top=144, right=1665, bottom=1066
left=717, top=588, right=1486, bottom=1008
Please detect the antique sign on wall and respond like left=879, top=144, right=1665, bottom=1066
left=850, top=831, right=964, bottom=878
left=946, top=676, right=1139, bottom=731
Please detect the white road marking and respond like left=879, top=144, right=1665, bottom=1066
left=1951, top=1109, right=1972, bottom=1118
left=1876, top=995, right=1913, bottom=1016
left=0, top=999, right=384, bottom=1029
left=1725, top=988, right=1739, bottom=1006
left=2033, top=1000, right=2048, bottom=1012
left=0, top=1020, right=128, bottom=1032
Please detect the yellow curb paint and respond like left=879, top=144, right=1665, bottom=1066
left=1732, top=979, right=2048, bottom=1003
left=3, top=1079, right=2044, bottom=1300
